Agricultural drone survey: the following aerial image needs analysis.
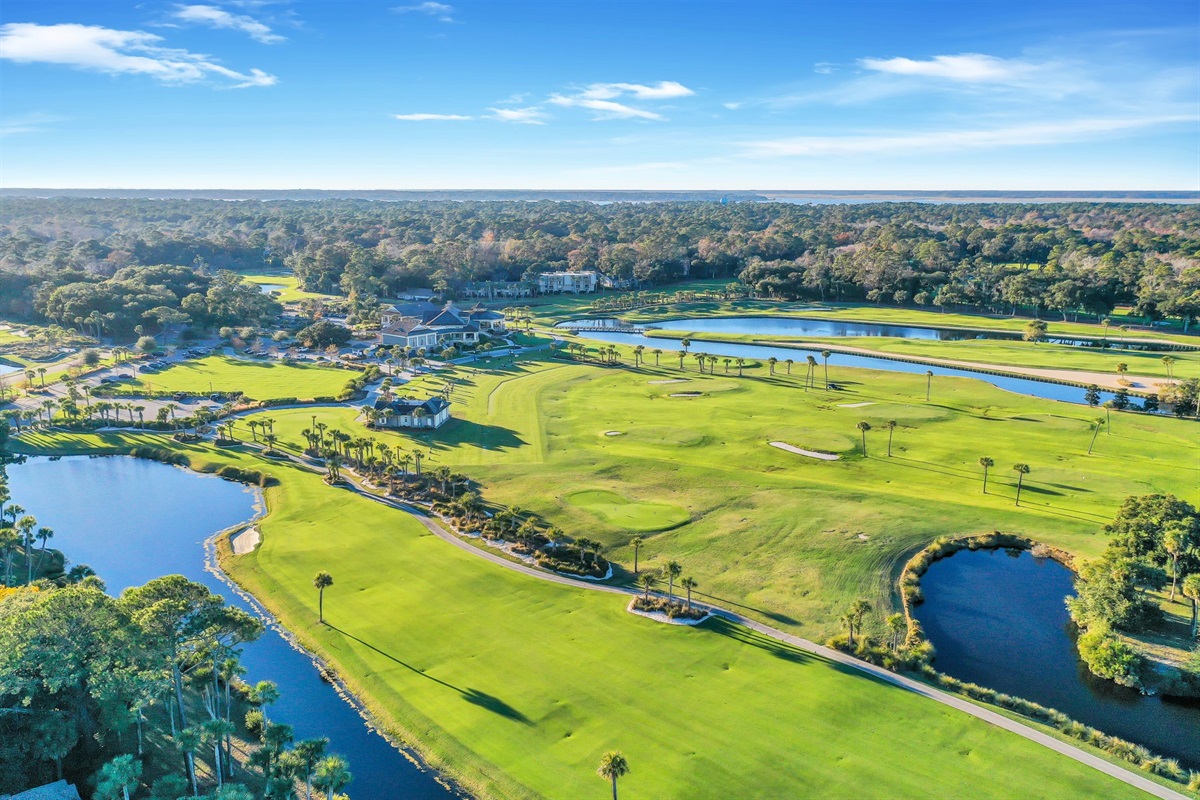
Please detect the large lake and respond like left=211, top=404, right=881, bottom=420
left=911, top=548, right=1200, bottom=768
left=7, top=455, right=457, bottom=800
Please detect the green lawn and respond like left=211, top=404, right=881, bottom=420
left=7, top=430, right=1160, bottom=800
left=129, top=355, right=353, bottom=400
left=252, top=350, right=1198, bottom=643
left=565, top=488, right=690, bottom=531
left=241, top=273, right=340, bottom=303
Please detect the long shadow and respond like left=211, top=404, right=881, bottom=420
left=696, top=592, right=799, bottom=626
left=705, top=617, right=817, bottom=665
left=329, top=625, right=531, bottom=724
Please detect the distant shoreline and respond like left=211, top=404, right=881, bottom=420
left=1, top=188, right=1197, bottom=204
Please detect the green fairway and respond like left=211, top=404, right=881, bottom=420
left=565, top=489, right=690, bottom=531
left=249, top=351, right=1198, bottom=642
left=130, top=355, right=353, bottom=400
left=5, top=430, right=1159, bottom=800
left=241, top=273, right=340, bottom=302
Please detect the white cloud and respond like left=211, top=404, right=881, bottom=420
left=741, top=116, right=1197, bottom=157
left=173, top=4, right=285, bottom=44
left=486, top=106, right=547, bottom=124
left=393, top=112, right=472, bottom=121
left=392, top=2, right=455, bottom=22
left=859, top=54, right=1037, bottom=83
left=578, top=81, right=694, bottom=100
left=548, top=95, right=663, bottom=120
left=0, top=22, right=277, bottom=87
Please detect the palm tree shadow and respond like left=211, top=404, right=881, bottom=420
left=705, top=617, right=817, bottom=664
left=328, top=625, right=531, bottom=724
left=696, top=592, right=799, bottom=626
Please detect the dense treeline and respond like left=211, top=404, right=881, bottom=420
left=2, top=198, right=1199, bottom=327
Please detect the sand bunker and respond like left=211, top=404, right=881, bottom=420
left=649, top=378, right=690, bottom=385
left=229, top=526, right=261, bottom=555
left=837, top=402, right=875, bottom=408
left=670, top=392, right=703, bottom=397
left=769, top=441, right=840, bottom=461
left=604, top=430, right=625, bottom=437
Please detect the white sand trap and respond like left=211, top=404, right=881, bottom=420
left=837, top=402, right=875, bottom=408
left=649, top=378, right=690, bottom=385
left=604, top=430, right=624, bottom=437
left=769, top=441, right=841, bottom=461
left=670, top=392, right=703, bottom=397
left=230, top=526, right=260, bottom=555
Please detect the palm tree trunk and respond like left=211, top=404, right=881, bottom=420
left=611, top=775, right=618, bottom=800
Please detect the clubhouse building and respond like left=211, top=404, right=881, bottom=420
left=379, top=301, right=507, bottom=349
left=372, top=396, right=451, bottom=429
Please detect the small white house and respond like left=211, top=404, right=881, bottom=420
left=373, top=396, right=451, bottom=429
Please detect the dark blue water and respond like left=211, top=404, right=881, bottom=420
left=912, top=549, right=1200, bottom=768
left=7, top=455, right=456, bottom=800
left=650, top=316, right=972, bottom=340
left=573, top=329, right=1128, bottom=407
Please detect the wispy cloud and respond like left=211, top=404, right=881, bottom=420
left=547, top=81, right=693, bottom=121
left=859, top=53, right=1036, bottom=83
left=0, top=22, right=277, bottom=87
left=741, top=116, right=1198, bottom=157
left=486, top=106, right=547, bottom=124
left=392, top=2, right=455, bottom=23
left=173, top=4, right=285, bottom=44
left=393, top=112, right=472, bottom=121
left=0, top=111, right=65, bottom=136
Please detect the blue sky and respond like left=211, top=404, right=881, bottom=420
left=1, top=1, right=1197, bottom=189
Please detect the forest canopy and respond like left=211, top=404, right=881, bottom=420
left=1, top=198, right=1198, bottom=328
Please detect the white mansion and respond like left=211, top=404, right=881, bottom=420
left=379, top=301, right=507, bottom=349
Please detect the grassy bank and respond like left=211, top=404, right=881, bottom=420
left=7, top=431, right=1163, bottom=800
left=125, top=354, right=354, bottom=400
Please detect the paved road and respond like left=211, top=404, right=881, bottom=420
left=243, top=437, right=1185, bottom=800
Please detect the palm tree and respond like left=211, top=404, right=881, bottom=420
left=97, top=754, right=142, bottom=800
left=1162, top=523, right=1192, bottom=601
left=176, top=726, right=201, bottom=797
left=805, top=355, right=817, bottom=390
left=735, top=357, right=745, bottom=377
left=294, top=738, right=329, bottom=800
left=203, top=718, right=235, bottom=788
left=1161, top=355, right=1176, bottom=380
left=651, top=348, right=662, bottom=366
left=978, top=457, right=994, bottom=494
left=925, top=370, right=933, bottom=402
left=34, top=526, right=54, bottom=574
left=313, top=571, right=334, bottom=623
left=597, top=751, right=630, bottom=800
left=844, top=598, right=870, bottom=647
left=1182, top=574, right=1200, bottom=640
left=885, top=419, right=896, bottom=457
left=821, top=350, right=832, bottom=389
left=680, top=576, right=698, bottom=612
left=630, top=536, right=644, bottom=574
left=1086, top=417, right=1104, bottom=454
left=314, top=755, right=352, bottom=800
left=638, top=572, right=656, bottom=600
left=662, top=560, right=682, bottom=602
left=680, top=338, right=691, bottom=353
left=1012, top=463, right=1031, bottom=506
left=886, top=612, right=906, bottom=652
left=856, top=420, right=871, bottom=456
left=251, top=680, right=280, bottom=723
left=676, top=349, right=686, bottom=369
left=784, top=358, right=793, bottom=374
left=767, top=356, right=778, bottom=375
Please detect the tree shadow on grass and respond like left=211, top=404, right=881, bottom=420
left=694, top=592, right=799, bottom=626
left=329, top=625, right=531, bottom=724
left=705, top=617, right=816, bottom=665
left=404, top=418, right=527, bottom=455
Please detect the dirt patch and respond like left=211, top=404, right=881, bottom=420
left=229, top=526, right=261, bottom=555
left=768, top=441, right=840, bottom=461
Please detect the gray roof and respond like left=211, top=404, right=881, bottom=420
left=375, top=396, right=449, bottom=415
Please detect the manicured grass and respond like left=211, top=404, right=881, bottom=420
left=564, top=489, right=690, bottom=531
left=6, top=431, right=1156, bottom=800
left=255, top=351, right=1199, bottom=643
left=129, top=355, right=353, bottom=400
left=241, top=273, right=340, bottom=303
left=640, top=329, right=1200, bottom=381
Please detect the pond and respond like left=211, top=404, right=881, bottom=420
left=257, top=283, right=287, bottom=295
left=911, top=548, right=1200, bottom=768
left=569, top=328, right=1129, bottom=407
left=6, top=455, right=457, bottom=799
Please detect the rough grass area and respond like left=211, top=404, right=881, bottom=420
left=249, top=350, right=1197, bottom=644
left=5, top=432, right=1155, bottom=800
left=565, top=489, right=690, bottom=531
left=130, top=355, right=352, bottom=399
